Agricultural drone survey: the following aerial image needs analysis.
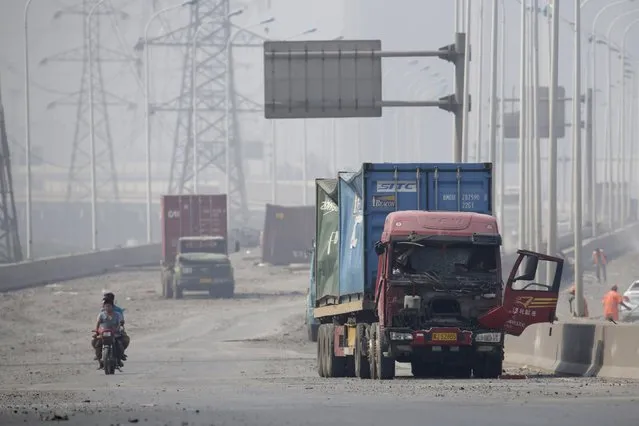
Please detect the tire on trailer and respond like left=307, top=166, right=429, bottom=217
left=223, top=281, right=235, bottom=299
left=452, top=365, right=472, bottom=379
left=411, top=361, right=430, bottom=379
left=355, top=323, right=371, bottom=379
left=307, top=323, right=319, bottom=342
left=373, top=322, right=395, bottom=380
left=474, top=355, right=503, bottom=379
left=317, top=325, right=325, bottom=377
left=172, top=279, right=183, bottom=299
left=325, top=324, right=346, bottom=378
left=344, top=354, right=356, bottom=378
left=165, top=276, right=173, bottom=299
left=367, top=324, right=377, bottom=379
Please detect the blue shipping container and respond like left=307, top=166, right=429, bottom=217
left=337, top=162, right=493, bottom=300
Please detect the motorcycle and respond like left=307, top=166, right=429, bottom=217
left=94, top=327, right=121, bottom=375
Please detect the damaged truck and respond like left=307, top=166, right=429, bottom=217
left=310, top=162, right=564, bottom=379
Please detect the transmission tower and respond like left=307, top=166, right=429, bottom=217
left=43, top=0, right=137, bottom=203
left=146, top=0, right=263, bottom=225
left=0, top=76, right=23, bottom=263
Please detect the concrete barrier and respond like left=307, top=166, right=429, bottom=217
left=0, top=243, right=161, bottom=292
left=506, top=321, right=639, bottom=379
left=504, top=222, right=639, bottom=379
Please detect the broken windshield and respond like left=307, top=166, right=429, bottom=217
left=391, top=242, right=498, bottom=278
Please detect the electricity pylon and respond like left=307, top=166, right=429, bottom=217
left=146, top=0, right=263, bottom=225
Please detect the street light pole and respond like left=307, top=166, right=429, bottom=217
left=143, top=0, right=193, bottom=244
left=517, top=0, right=527, bottom=249
left=573, top=0, right=584, bottom=317
left=461, top=0, right=472, bottom=161
left=546, top=0, right=560, bottom=284
left=23, top=0, right=35, bottom=259
left=488, top=0, right=499, bottom=210
left=475, top=0, right=485, bottom=162
left=498, top=0, right=506, bottom=233
left=532, top=0, right=542, bottom=254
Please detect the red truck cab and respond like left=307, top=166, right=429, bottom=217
left=372, top=210, right=563, bottom=379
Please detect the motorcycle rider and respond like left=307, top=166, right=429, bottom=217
left=101, top=292, right=129, bottom=361
left=92, top=300, right=124, bottom=369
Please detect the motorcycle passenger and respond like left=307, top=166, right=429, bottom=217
left=92, top=300, right=124, bottom=369
left=102, top=292, right=129, bottom=360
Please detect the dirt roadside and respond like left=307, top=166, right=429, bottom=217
left=0, top=252, right=309, bottom=389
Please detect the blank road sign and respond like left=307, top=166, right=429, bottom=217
left=263, top=39, right=383, bottom=119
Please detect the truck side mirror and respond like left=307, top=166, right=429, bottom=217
left=374, top=241, right=386, bottom=256
left=235, top=241, right=240, bottom=253
left=515, top=255, right=538, bottom=281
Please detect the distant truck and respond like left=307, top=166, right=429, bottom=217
left=160, top=194, right=239, bottom=299
left=310, top=163, right=564, bottom=379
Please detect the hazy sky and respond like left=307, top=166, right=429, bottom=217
left=2, top=0, right=638, bottom=201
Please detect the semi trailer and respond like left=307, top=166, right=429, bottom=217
left=160, top=194, right=239, bottom=299
left=310, top=162, right=564, bottom=379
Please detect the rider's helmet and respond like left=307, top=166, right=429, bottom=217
left=103, top=292, right=115, bottom=304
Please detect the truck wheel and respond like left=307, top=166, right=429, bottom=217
left=373, top=323, right=395, bottom=380
left=367, top=325, right=377, bottom=379
left=355, top=323, right=371, bottom=379
left=165, top=277, right=173, bottom=299
left=307, top=323, right=319, bottom=342
left=453, top=366, right=472, bottom=379
left=224, top=281, right=235, bottom=299
left=172, top=279, right=183, bottom=299
left=474, top=355, right=503, bottom=379
left=411, top=361, right=430, bottom=378
left=317, top=325, right=326, bottom=377
left=325, top=324, right=346, bottom=378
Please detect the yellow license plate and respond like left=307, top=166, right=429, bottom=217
left=200, top=278, right=213, bottom=284
left=432, top=332, right=457, bottom=342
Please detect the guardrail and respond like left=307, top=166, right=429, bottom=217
left=0, top=244, right=161, bottom=293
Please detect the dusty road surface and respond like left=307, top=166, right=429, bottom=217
left=1, top=253, right=639, bottom=426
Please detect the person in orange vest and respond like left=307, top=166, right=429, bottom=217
left=592, top=248, right=608, bottom=284
left=602, top=285, right=631, bottom=323
left=565, top=283, right=589, bottom=317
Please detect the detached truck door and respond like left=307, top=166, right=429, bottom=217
left=478, top=250, right=564, bottom=336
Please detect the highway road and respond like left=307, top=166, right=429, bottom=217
left=1, top=253, right=639, bottom=425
